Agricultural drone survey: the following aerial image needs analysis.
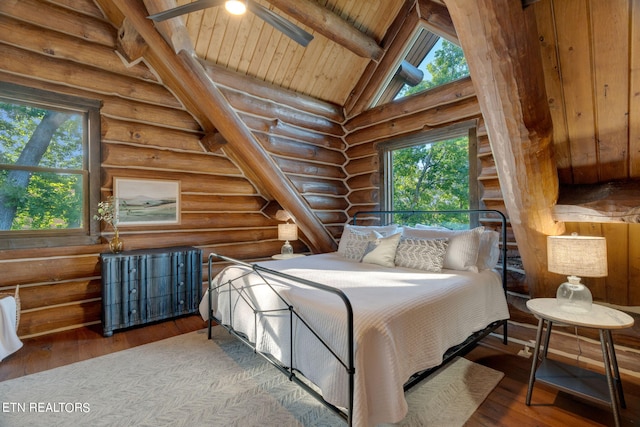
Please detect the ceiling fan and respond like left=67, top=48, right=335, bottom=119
left=147, top=0, right=314, bottom=47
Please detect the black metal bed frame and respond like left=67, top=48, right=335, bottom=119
left=205, top=209, right=509, bottom=426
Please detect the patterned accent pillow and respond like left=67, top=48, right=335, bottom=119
left=337, top=227, right=378, bottom=261
left=403, top=226, right=484, bottom=272
left=395, top=238, right=449, bottom=272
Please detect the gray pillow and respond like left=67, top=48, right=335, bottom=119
left=395, top=238, right=449, bottom=272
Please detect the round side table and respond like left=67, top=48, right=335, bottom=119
left=525, top=298, right=634, bottom=427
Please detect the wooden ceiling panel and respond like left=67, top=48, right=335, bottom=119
left=158, top=0, right=406, bottom=105
left=533, top=0, right=637, bottom=186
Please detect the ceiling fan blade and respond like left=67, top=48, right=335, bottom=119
left=147, top=0, right=225, bottom=22
left=247, top=1, right=314, bottom=47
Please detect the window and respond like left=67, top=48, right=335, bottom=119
left=0, top=82, right=101, bottom=249
left=379, top=123, right=477, bottom=227
left=373, top=26, right=469, bottom=107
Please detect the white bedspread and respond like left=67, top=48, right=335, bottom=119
left=199, top=253, right=509, bottom=426
left=0, top=296, right=23, bottom=361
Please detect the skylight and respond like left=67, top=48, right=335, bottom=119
left=372, top=28, right=469, bottom=107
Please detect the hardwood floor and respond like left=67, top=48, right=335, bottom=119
left=1, top=316, right=638, bottom=426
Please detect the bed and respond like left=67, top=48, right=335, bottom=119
left=199, top=210, right=510, bottom=426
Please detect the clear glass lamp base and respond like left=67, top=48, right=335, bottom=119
left=281, top=241, right=293, bottom=255
left=556, top=276, right=592, bottom=313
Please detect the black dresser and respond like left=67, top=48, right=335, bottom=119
left=100, top=246, right=202, bottom=336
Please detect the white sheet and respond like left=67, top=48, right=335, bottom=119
left=0, top=296, right=23, bottom=361
left=199, top=253, right=509, bottom=426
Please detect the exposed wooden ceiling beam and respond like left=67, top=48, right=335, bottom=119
left=344, top=1, right=418, bottom=117
left=417, top=0, right=458, bottom=44
left=553, top=180, right=640, bottom=223
left=445, top=0, right=563, bottom=298
left=264, top=0, right=383, bottom=60
left=96, top=0, right=337, bottom=253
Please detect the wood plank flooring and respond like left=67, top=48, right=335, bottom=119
left=1, top=316, right=638, bottom=426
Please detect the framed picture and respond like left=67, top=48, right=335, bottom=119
left=114, top=178, right=180, bottom=226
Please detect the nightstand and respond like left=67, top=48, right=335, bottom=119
left=271, top=253, right=306, bottom=260
left=525, top=298, right=634, bottom=427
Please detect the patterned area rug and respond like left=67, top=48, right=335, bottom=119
left=0, top=327, right=503, bottom=426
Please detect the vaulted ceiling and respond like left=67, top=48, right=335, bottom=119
left=138, top=0, right=457, bottom=117
left=174, top=0, right=404, bottom=107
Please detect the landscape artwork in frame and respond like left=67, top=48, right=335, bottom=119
left=114, top=178, right=180, bottom=225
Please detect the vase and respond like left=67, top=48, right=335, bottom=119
left=109, top=229, right=124, bottom=253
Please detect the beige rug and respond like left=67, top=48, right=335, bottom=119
left=0, top=327, right=503, bottom=426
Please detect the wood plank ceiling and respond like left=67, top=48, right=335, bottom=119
left=172, top=0, right=406, bottom=106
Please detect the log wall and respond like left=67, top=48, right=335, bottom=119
left=202, top=62, right=350, bottom=239
left=0, top=0, right=346, bottom=337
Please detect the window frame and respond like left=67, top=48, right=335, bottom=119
left=370, top=22, right=470, bottom=108
left=378, top=120, right=479, bottom=212
left=0, top=82, right=102, bottom=249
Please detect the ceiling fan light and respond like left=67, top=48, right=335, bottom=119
left=225, top=0, right=247, bottom=15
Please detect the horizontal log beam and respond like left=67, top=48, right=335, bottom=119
left=265, top=0, right=384, bottom=61
left=0, top=14, right=156, bottom=81
left=345, top=2, right=418, bottom=117
left=0, top=43, right=179, bottom=108
left=218, top=86, right=344, bottom=136
left=102, top=116, right=202, bottom=151
left=254, top=133, right=346, bottom=165
left=241, top=115, right=346, bottom=151
left=417, top=0, right=458, bottom=44
left=345, top=76, right=476, bottom=131
left=347, top=97, right=481, bottom=145
left=275, top=157, right=346, bottom=179
left=200, top=60, right=343, bottom=122
left=101, top=144, right=241, bottom=175
left=0, top=0, right=115, bottom=47
left=553, top=181, right=640, bottom=223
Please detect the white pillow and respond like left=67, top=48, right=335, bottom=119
left=346, top=224, right=398, bottom=236
left=395, top=238, right=448, bottom=272
left=415, top=224, right=447, bottom=230
left=402, top=226, right=484, bottom=272
left=362, top=232, right=402, bottom=268
left=337, top=226, right=378, bottom=261
left=477, top=230, right=500, bottom=270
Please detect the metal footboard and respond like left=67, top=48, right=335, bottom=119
left=207, top=252, right=356, bottom=424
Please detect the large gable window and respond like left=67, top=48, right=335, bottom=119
left=0, top=82, right=101, bottom=249
left=373, top=26, right=469, bottom=107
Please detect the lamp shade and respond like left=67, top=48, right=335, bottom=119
left=547, top=234, right=608, bottom=277
left=275, top=210, right=292, bottom=222
left=278, top=223, right=298, bottom=241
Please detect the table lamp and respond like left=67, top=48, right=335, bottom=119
left=278, top=223, right=298, bottom=256
left=547, top=233, right=608, bottom=313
